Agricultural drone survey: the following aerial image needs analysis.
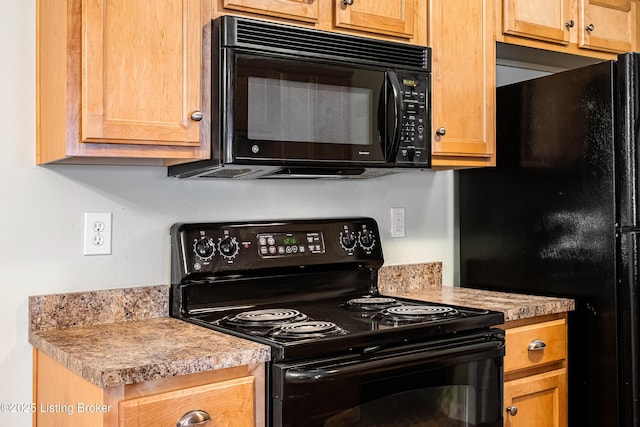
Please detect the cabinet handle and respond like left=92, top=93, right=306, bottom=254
left=436, top=127, right=446, bottom=136
left=190, top=111, right=203, bottom=121
left=586, top=23, right=595, bottom=32
left=565, top=20, right=574, bottom=29
left=528, top=339, right=547, bottom=351
left=506, top=406, right=518, bottom=416
left=176, top=410, right=212, bottom=427
left=343, top=0, right=354, bottom=5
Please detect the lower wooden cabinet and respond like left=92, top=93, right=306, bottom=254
left=119, top=377, right=255, bottom=426
left=503, top=314, right=568, bottom=427
left=504, top=368, right=568, bottom=427
left=32, top=349, right=264, bottom=427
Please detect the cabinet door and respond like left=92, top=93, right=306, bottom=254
left=119, top=376, right=255, bottom=426
left=82, top=0, right=206, bottom=146
left=222, top=0, right=319, bottom=23
left=503, top=369, right=568, bottom=427
left=334, top=0, right=416, bottom=39
left=429, top=0, right=495, bottom=167
left=579, top=0, right=636, bottom=53
left=502, top=0, right=572, bottom=44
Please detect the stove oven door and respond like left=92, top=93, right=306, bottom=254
left=271, top=329, right=504, bottom=427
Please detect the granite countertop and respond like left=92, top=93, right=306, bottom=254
left=378, top=264, right=575, bottom=322
left=29, top=286, right=270, bottom=388
left=29, top=263, right=574, bottom=389
left=384, top=287, right=575, bottom=322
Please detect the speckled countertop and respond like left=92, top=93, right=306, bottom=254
left=29, top=262, right=574, bottom=389
left=383, top=287, right=575, bottom=322
left=29, top=286, right=270, bottom=388
left=377, top=263, right=574, bottom=321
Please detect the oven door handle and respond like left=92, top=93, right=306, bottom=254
left=284, top=338, right=504, bottom=384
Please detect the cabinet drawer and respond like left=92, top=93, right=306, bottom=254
left=119, top=376, right=255, bottom=426
left=505, top=318, right=567, bottom=374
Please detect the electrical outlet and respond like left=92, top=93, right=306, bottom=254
left=390, top=207, right=406, bottom=238
left=83, top=212, right=112, bottom=255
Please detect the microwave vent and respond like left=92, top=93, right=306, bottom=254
left=220, top=16, right=429, bottom=71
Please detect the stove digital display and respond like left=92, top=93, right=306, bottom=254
left=257, top=231, right=325, bottom=257
left=283, top=236, right=297, bottom=245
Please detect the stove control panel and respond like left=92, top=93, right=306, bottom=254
left=257, top=232, right=325, bottom=258
left=171, top=217, right=383, bottom=281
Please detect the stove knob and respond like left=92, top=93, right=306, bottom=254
left=193, top=237, right=215, bottom=260
left=358, top=229, right=376, bottom=250
left=339, top=231, right=357, bottom=252
left=218, top=236, right=240, bottom=260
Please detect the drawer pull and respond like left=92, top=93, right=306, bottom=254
left=177, top=410, right=212, bottom=427
left=506, top=406, right=518, bottom=416
left=528, top=339, right=547, bottom=351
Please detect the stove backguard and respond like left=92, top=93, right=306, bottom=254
left=170, top=217, right=384, bottom=315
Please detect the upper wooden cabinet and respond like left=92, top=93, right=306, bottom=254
left=36, top=0, right=212, bottom=165
left=429, top=0, right=496, bottom=168
left=221, top=0, right=320, bottom=23
left=499, top=0, right=637, bottom=57
left=580, top=0, right=636, bottom=53
left=333, top=0, right=416, bottom=39
left=503, top=0, right=573, bottom=45
left=215, top=0, right=427, bottom=45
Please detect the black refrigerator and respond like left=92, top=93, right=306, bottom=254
left=458, top=54, right=640, bottom=427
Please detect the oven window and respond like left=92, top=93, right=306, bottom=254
left=248, top=77, right=372, bottom=146
left=273, top=353, right=503, bottom=427
left=324, top=385, right=475, bottom=426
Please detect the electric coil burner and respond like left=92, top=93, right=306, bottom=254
left=170, top=218, right=505, bottom=427
left=270, top=321, right=348, bottom=341
left=220, top=309, right=309, bottom=331
left=374, top=305, right=462, bottom=325
left=344, top=296, right=401, bottom=312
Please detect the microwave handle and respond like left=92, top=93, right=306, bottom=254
left=386, top=71, right=404, bottom=159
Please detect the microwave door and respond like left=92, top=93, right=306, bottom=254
left=229, top=52, right=387, bottom=165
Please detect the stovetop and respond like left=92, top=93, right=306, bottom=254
left=180, top=291, right=503, bottom=361
left=170, top=218, right=504, bottom=361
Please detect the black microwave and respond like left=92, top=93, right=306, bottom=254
left=169, top=16, right=431, bottom=179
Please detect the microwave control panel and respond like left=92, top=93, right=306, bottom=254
left=396, top=72, right=430, bottom=165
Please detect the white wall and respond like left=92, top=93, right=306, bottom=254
left=0, top=1, right=455, bottom=423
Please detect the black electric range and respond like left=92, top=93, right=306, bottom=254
left=170, top=218, right=503, bottom=359
left=170, top=218, right=505, bottom=427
